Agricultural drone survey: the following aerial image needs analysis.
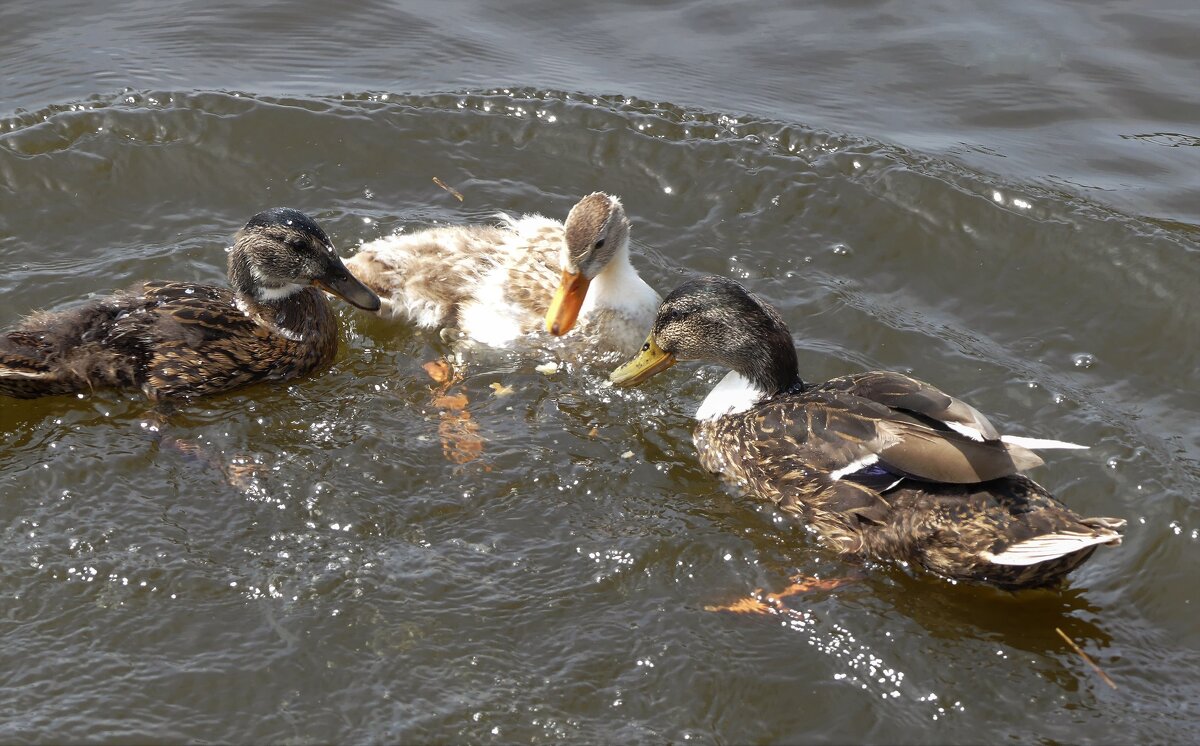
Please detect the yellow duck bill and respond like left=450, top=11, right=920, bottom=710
left=609, top=335, right=677, bottom=386
left=545, top=270, right=591, bottom=336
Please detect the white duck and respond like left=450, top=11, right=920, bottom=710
left=345, top=192, right=660, bottom=360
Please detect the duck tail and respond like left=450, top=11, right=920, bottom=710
left=0, top=350, right=71, bottom=398
left=1000, top=435, right=1089, bottom=450
left=1080, top=515, right=1127, bottom=543
left=984, top=516, right=1125, bottom=566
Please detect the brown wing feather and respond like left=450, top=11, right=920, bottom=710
left=819, top=371, right=1000, bottom=440
left=120, top=282, right=335, bottom=399
left=873, top=420, right=1041, bottom=482
left=743, top=389, right=1031, bottom=483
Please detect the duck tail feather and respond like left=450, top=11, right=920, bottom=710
left=984, top=525, right=1124, bottom=566
left=1000, top=435, right=1089, bottom=450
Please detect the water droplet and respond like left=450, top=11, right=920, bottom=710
left=1071, top=353, right=1096, bottom=369
left=1106, top=457, right=1119, bottom=469
left=831, top=244, right=851, bottom=256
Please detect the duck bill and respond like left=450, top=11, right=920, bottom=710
left=610, top=335, right=676, bottom=387
left=313, top=262, right=382, bottom=312
left=545, top=270, right=591, bottom=336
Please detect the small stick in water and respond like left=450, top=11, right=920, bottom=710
left=1055, top=627, right=1118, bottom=690
left=432, top=176, right=464, bottom=202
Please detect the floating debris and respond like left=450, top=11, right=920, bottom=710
left=489, top=382, right=515, bottom=397
left=535, top=362, right=559, bottom=375
left=1055, top=627, right=1117, bottom=690
left=432, top=176, right=464, bottom=202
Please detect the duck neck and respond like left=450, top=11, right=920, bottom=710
left=697, top=339, right=802, bottom=422
left=733, top=329, right=803, bottom=400
left=228, top=248, right=310, bottom=327
left=579, top=240, right=656, bottom=320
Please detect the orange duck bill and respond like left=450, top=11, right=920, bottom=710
left=545, top=270, right=591, bottom=336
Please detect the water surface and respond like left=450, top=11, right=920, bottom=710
left=1, top=1, right=1198, bottom=743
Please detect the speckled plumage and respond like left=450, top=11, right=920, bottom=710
left=695, top=372, right=1124, bottom=589
left=345, top=193, right=660, bottom=361
left=614, top=276, right=1125, bottom=590
left=0, top=208, right=380, bottom=401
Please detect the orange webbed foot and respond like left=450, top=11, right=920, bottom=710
left=423, top=357, right=487, bottom=466
left=705, top=574, right=856, bottom=615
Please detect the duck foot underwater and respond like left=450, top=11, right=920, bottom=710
left=134, top=405, right=265, bottom=495
left=705, top=574, right=859, bottom=615
left=158, top=432, right=265, bottom=494
left=423, top=358, right=487, bottom=466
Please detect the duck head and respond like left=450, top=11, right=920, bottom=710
left=229, top=207, right=381, bottom=311
left=610, top=275, right=800, bottom=396
left=545, top=193, right=631, bottom=335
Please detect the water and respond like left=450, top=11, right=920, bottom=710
left=1, top=1, right=1198, bottom=742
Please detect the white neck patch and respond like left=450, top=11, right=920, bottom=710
left=257, top=282, right=307, bottom=302
left=695, top=370, right=768, bottom=421
left=579, top=241, right=658, bottom=321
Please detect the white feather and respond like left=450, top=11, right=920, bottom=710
left=1000, top=435, right=1088, bottom=450
left=0, top=367, right=50, bottom=379
left=581, top=252, right=658, bottom=320
left=983, top=531, right=1116, bottom=566
left=946, top=421, right=986, bottom=442
left=257, top=283, right=307, bottom=301
left=695, top=371, right=767, bottom=422
left=829, top=453, right=881, bottom=481
left=458, top=266, right=524, bottom=348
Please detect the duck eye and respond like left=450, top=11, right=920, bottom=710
left=593, top=238, right=606, bottom=251
left=642, top=341, right=651, bottom=352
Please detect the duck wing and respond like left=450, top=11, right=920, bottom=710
left=817, top=371, right=1000, bottom=441
left=111, top=281, right=292, bottom=398
left=134, top=281, right=259, bottom=344
left=745, top=388, right=1042, bottom=486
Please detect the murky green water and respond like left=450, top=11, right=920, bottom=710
left=2, top=1, right=1198, bottom=743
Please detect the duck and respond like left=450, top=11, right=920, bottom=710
left=0, top=208, right=381, bottom=400
left=610, top=275, right=1125, bottom=589
left=344, top=192, right=660, bottom=361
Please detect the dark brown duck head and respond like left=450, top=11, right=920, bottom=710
left=545, top=193, right=632, bottom=336
left=228, top=207, right=381, bottom=311
left=610, top=275, right=800, bottom=396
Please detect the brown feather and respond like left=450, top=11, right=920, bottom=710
left=696, top=392, right=1124, bottom=589
left=1, top=208, right=366, bottom=401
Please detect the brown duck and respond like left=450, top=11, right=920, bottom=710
left=611, top=275, right=1125, bottom=589
left=0, top=208, right=380, bottom=400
